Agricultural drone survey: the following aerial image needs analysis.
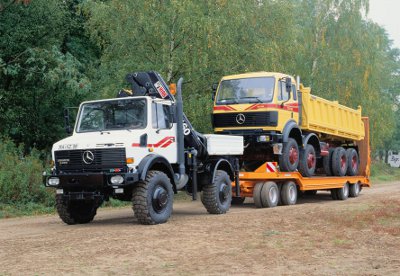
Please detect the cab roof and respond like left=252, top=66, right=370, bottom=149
left=221, top=72, right=294, bottom=81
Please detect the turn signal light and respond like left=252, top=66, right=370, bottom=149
left=126, top=157, right=134, bottom=164
left=169, top=83, right=176, bottom=95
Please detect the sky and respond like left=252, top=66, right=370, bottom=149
left=368, top=0, right=400, bottom=49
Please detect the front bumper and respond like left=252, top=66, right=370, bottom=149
left=43, top=171, right=139, bottom=189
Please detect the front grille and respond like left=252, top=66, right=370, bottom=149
left=55, top=148, right=126, bottom=173
left=213, top=111, right=278, bottom=128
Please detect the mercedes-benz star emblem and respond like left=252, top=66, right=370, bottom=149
left=82, top=150, right=95, bottom=164
left=236, top=113, right=246, bottom=124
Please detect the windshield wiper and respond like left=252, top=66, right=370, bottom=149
left=241, top=96, right=263, bottom=103
left=219, top=97, right=239, bottom=104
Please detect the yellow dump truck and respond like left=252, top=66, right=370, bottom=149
left=212, top=72, right=364, bottom=177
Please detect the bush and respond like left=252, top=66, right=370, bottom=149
left=0, top=138, right=54, bottom=206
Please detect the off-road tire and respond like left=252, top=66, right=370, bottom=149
left=336, top=182, right=349, bottom=200
left=349, top=182, right=361, bottom=197
left=132, top=171, right=174, bottom=225
left=201, top=170, right=232, bottom=214
left=346, top=148, right=359, bottom=176
left=279, top=138, right=299, bottom=172
left=299, top=144, right=317, bottom=177
left=332, top=147, right=347, bottom=176
left=56, top=196, right=100, bottom=225
left=280, top=181, right=298, bottom=205
left=231, top=197, right=246, bottom=205
left=323, top=148, right=335, bottom=176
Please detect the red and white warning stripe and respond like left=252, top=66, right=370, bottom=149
left=266, top=162, right=278, bottom=173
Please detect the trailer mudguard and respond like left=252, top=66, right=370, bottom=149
left=282, top=120, right=302, bottom=146
left=137, top=154, right=177, bottom=192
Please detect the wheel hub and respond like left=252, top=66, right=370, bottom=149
left=289, top=146, right=298, bottom=164
left=152, top=186, right=168, bottom=213
left=307, top=153, right=315, bottom=169
left=219, top=183, right=230, bottom=203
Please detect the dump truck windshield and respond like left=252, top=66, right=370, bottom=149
left=216, top=77, right=275, bottom=105
left=76, top=98, right=147, bottom=132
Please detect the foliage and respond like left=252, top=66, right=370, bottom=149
left=370, top=161, right=400, bottom=183
left=0, top=0, right=94, bottom=151
left=0, top=138, right=54, bottom=205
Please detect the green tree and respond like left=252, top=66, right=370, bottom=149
left=0, top=0, right=93, bottom=150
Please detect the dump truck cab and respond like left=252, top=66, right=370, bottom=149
left=213, top=72, right=299, bottom=137
left=212, top=72, right=302, bottom=171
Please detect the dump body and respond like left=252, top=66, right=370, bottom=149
left=300, top=86, right=364, bottom=141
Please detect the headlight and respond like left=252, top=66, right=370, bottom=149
left=48, top=177, right=60, bottom=186
left=110, top=175, right=124, bottom=185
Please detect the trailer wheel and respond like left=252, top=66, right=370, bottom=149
left=253, top=181, right=279, bottom=208
left=332, top=147, right=347, bottom=176
left=349, top=182, right=361, bottom=197
left=132, top=171, right=174, bottom=225
left=279, top=138, right=299, bottom=172
left=336, top=182, right=349, bottom=200
left=280, top=181, right=298, bottom=205
left=346, top=148, right=359, bottom=176
left=201, top=170, right=232, bottom=214
left=231, top=197, right=246, bottom=205
left=331, top=189, right=338, bottom=200
left=299, top=144, right=317, bottom=177
left=56, top=196, right=100, bottom=225
left=323, top=148, right=335, bottom=176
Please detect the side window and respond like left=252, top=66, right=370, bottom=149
left=278, top=81, right=289, bottom=101
left=152, top=103, right=172, bottom=129
left=292, top=85, right=297, bottom=100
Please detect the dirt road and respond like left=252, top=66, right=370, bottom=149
left=1, top=182, right=399, bottom=276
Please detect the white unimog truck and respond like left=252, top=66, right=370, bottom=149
left=44, top=71, right=243, bottom=225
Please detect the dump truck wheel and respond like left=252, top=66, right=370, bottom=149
left=346, top=148, right=359, bottom=176
left=231, top=197, right=246, bottom=205
left=132, top=171, right=174, bottom=225
left=323, top=148, right=335, bottom=176
left=349, top=182, right=361, bottom=197
left=280, top=181, right=298, bottom=205
left=299, top=144, right=317, bottom=177
left=332, top=147, right=347, bottom=176
left=331, top=189, right=338, bottom=200
left=201, top=170, right=231, bottom=214
left=253, top=181, right=279, bottom=208
left=279, top=138, right=299, bottom=172
left=56, top=196, right=100, bottom=225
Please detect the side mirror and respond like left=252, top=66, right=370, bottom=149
left=64, top=108, right=72, bottom=135
left=285, top=77, right=292, bottom=94
left=211, top=83, right=218, bottom=101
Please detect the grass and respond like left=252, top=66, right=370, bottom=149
left=370, top=161, right=400, bottom=183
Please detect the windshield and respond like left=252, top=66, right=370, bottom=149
left=216, top=77, right=275, bottom=105
left=76, top=98, right=147, bottom=133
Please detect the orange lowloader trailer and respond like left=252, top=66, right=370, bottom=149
left=232, top=117, right=371, bottom=207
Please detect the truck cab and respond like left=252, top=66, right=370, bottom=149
left=212, top=72, right=302, bottom=172
left=213, top=72, right=299, bottom=137
left=45, top=71, right=243, bottom=225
